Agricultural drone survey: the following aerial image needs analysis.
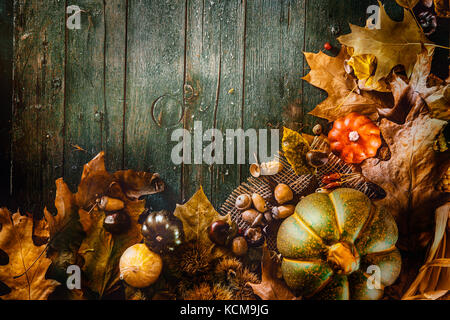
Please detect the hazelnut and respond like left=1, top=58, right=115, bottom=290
left=242, top=209, right=264, bottom=226
left=264, top=211, right=273, bottom=223
left=272, top=205, right=295, bottom=219
left=251, top=193, right=268, bottom=212
left=312, top=124, right=323, bottom=135
left=231, top=236, right=248, bottom=256
left=274, top=184, right=293, bottom=204
left=306, top=150, right=329, bottom=168
left=235, top=194, right=252, bottom=210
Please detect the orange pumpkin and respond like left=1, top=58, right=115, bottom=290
left=328, top=113, right=381, bottom=164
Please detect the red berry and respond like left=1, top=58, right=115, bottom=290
left=324, top=42, right=332, bottom=51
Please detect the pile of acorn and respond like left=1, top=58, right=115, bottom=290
left=208, top=182, right=296, bottom=257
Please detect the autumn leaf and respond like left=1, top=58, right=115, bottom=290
left=345, top=48, right=390, bottom=92
left=338, top=1, right=434, bottom=83
left=395, top=0, right=420, bottom=8
left=303, top=47, right=391, bottom=121
left=247, top=245, right=298, bottom=300
left=74, top=153, right=146, bottom=298
left=378, top=50, right=450, bottom=123
left=427, top=85, right=450, bottom=121
left=174, top=186, right=231, bottom=251
left=0, top=209, right=59, bottom=300
left=361, top=110, right=449, bottom=249
left=282, top=127, right=315, bottom=175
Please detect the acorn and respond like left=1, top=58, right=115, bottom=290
left=97, top=196, right=125, bottom=212
left=251, top=193, right=268, bottom=212
left=272, top=205, right=295, bottom=219
left=274, top=184, right=293, bottom=204
left=235, top=194, right=252, bottom=210
left=103, top=211, right=131, bottom=234
left=306, top=150, right=329, bottom=168
left=244, top=227, right=264, bottom=247
left=231, top=236, right=248, bottom=256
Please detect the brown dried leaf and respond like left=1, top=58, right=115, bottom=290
left=0, top=209, right=59, bottom=300
left=247, top=246, right=299, bottom=300
left=361, top=110, right=449, bottom=249
left=113, top=170, right=165, bottom=200
left=75, top=153, right=145, bottom=298
left=396, top=0, right=420, bottom=8
left=379, top=51, right=449, bottom=123
left=303, top=47, right=390, bottom=121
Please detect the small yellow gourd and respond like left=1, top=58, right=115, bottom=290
left=119, top=243, right=163, bottom=288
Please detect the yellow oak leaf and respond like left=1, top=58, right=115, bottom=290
left=338, top=1, right=434, bottom=83
left=303, top=46, right=391, bottom=121
left=0, top=209, right=59, bottom=300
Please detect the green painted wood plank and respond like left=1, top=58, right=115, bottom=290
left=241, top=0, right=293, bottom=182
left=0, top=1, right=13, bottom=206
left=103, top=0, right=127, bottom=171
left=125, top=0, right=186, bottom=210
left=64, top=0, right=105, bottom=190
left=209, top=0, right=246, bottom=207
left=12, top=0, right=65, bottom=213
left=279, top=0, right=307, bottom=131
left=183, top=0, right=246, bottom=206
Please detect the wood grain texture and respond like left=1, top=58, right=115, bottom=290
left=103, top=0, right=127, bottom=172
left=125, top=0, right=186, bottom=210
left=64, top=0, right=105, bottom=190
left=7, top=0, right=446, bottom=213
left=12, top=0, right=65, bottom=213
left=0, top=1, right=13, bottom=206
left=183, top=0, right=246, bottom=206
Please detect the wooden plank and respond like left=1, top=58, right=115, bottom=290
left=12, top=0, right=65, bottom=213
left=0, top=1, right=13, bottom=206
left=64, top=0, right=105, bottom=190
left=103, top=0, right=127, bottom=171
left=279, top=0, right=307, bottom=131
left=183, top=0, right=246, bottom=206
left=125, top=0, right=186, bottom=210
left=242, top=0, right=298, bottom=183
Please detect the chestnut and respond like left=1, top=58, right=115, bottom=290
left=244, top=227, right=264, bottom=247
left=274, top=184, right=293, bottom=204
left=251, top=193, right=268, bottom=212
left=208, top=220, right=236, bottom=246
left=103, top=211, right=131, bottom=234
left=231, top=236, right=248, bottom=256
left=235, top=194, right=252, bottom=210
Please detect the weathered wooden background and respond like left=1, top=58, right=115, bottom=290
left=1, top=0, right=445, bottom=213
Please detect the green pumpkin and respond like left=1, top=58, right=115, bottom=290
left=277, top=188, right=401, bottom=300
